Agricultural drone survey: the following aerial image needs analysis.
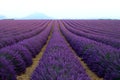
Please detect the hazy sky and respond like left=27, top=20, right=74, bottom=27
left=0, top=0, right=120, bottom=19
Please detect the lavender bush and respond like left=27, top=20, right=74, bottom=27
left=0, top=57, right=16, bottom=80
left=0, top=49, right=26, bottom=75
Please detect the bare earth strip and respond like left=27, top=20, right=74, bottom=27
left=58, top=23, right=103, bottom=80
left=17, top=26, right=53, bottom=80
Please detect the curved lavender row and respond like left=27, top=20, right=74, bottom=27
left=63, top=21, right=120, bottom=49
left=65, top=20, right=120, bottom=39
left=0, top=20, right=46, bottom=37
left=0, top=20, right=47, bottom=33
left=0, top=21, right=46, bottom=47
left=73, top=20, right=120, bottom=39
left=59, top=21, right=120, bottom=80
left=72, top=20, right=120, bottom=36
left=0, top=21, right=47, bottom=47
left=6, top=45, right=32, bottom=67
left=0, top=21, right=49, bottom=49
left=0, top=57, right=16, bottom=80
left=0, top=49, right=26, bottom=75
left=31, top=22, right=91, bottom=80
left=18, top=21, right=52, bottom=57
left=0, top=21, right=48, bottom=70
left=0, top=21, right=52, bottom=79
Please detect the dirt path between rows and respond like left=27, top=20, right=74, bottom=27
left=17, top=26, right=53, bottom=80
left=58, top=21, right=103, bottom=80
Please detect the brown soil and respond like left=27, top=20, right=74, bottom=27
left=17, top=23, right=53, bottom=80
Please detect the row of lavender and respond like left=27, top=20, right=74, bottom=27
left=74, top=21, right=120, bottom=39
left=0, top=20, right=52, bottom=80
left=64, top=20, right=120, bottom=39
left=0, top=20, right=46, bottom=38
left=66, top=20, right=120, bottom=39
left=31, top=21, right=91, bottom=80
left=0, top=20, right=49, bottom=49
left=59, top=21, right=120, bottom=80
left=63, top=20, right=120, bottom=49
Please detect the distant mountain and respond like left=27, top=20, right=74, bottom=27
left=22, top=13, right=52, bottom=19
left=0, top=15, right=6, bottom=19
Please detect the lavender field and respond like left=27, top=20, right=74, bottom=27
left=0, top=20, right=120, bottom=80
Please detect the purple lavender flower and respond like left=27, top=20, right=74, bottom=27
left=0, top=57, right=16, bottom=80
